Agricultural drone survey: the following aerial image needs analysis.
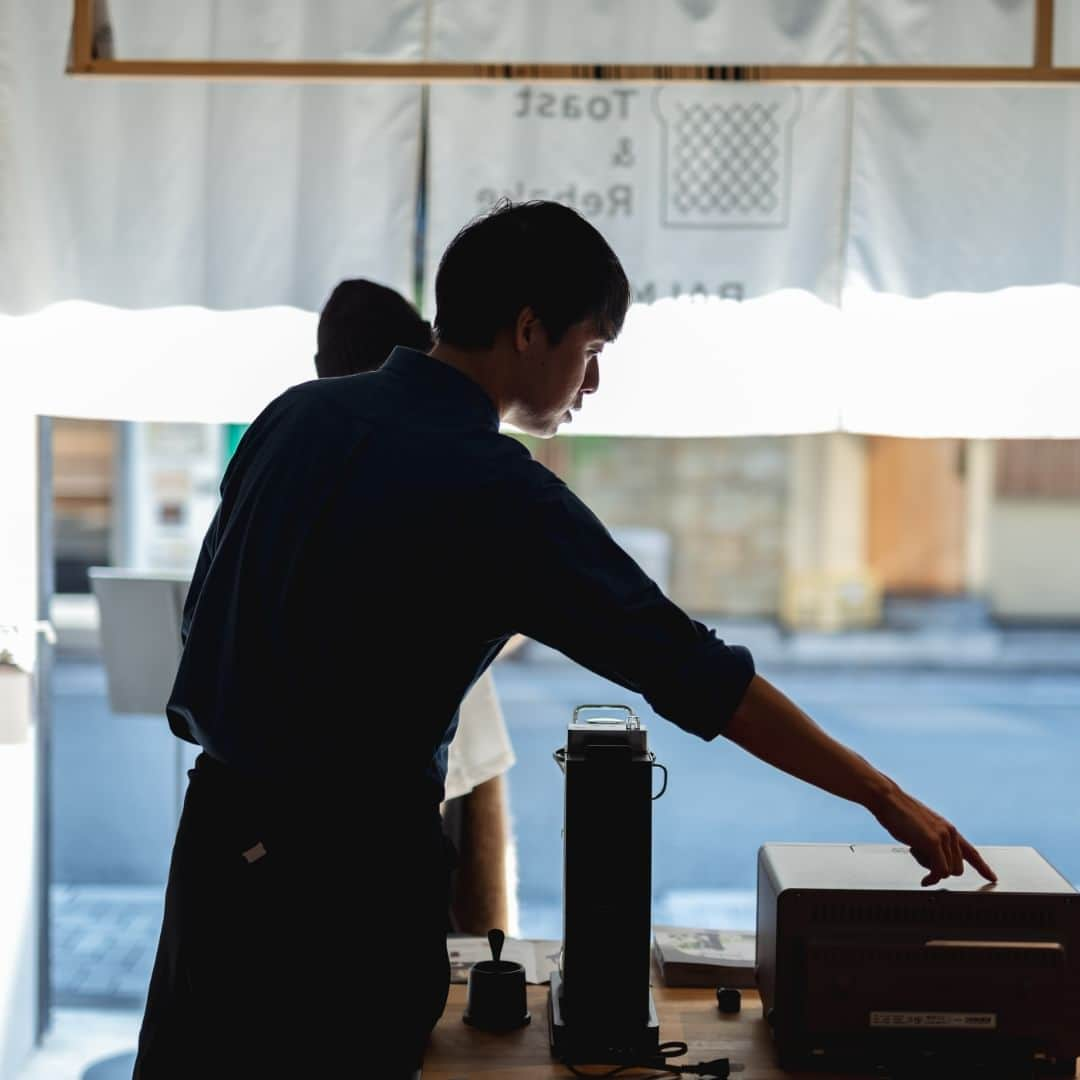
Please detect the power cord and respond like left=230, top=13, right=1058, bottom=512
left=559, top=1041, right=738, bottom=1078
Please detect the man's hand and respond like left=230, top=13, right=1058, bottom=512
left=868, top=784, right=997, bottom=886
left=726, top=675, right=997, bottom=888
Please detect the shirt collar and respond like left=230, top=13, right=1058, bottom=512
left=383, top=347, right=500, bottom=432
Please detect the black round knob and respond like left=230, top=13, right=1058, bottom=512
left=716, top=987, right=742, bottom=1014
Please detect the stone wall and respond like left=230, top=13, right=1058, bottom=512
left=559, top=436, right=790, bottom=616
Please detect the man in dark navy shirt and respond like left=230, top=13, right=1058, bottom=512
left=135, top=201, right=995, bottom=1078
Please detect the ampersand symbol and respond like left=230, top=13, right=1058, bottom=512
left=612, top=137, right=635, bottom=168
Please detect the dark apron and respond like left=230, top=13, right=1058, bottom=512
left=134, top=752, right=452, bottom=1078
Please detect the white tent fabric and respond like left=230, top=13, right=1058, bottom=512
left=427, top=1, right=854, bottom=304
left=419, top=0, right=1080, bottom=437
left=427, top=0, right=1080, bottom=306
left=569, top=283, right=1080, bottom=439
left=426, top=83, right=852, bottom=304
left=0, top=0, right=423, bottom=315
left=429, top=0, right=1053, bottom=66
left=10, top=284, right=1080, bottom=440
left=842, top=0, right=1080, bottom=294
left=4, top=302, right=318, bottom=424
left=1061, top=0, right=1080, bottom=63
left=561, top=292, right=845, bottom=436
left=429, top=0, right=853, bottom=66
left=2, top=0, right=1080, bottom=436
left=3, top=294, right=843, bottom=433
left=839, top=285, right=1080, bottom=438
left=844, top=5, right=1080, bottom=295
left=853, top=0, right=1035, bottom=65
left=847, top=87, right=1080, bottom=295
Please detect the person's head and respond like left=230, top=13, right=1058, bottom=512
left=432, top=200, right=631, bottom=437
left=314, top=279, right=432, bottom=379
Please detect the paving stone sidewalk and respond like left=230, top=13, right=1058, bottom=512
left=52, top=882, right=755, bottom=1008
left=51, top=885, right=164, bottom=1008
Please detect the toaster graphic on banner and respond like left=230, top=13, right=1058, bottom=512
left=655, top=85, right=801, bottom=229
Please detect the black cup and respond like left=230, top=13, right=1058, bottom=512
left=462, top=959, right=531, bottom=1032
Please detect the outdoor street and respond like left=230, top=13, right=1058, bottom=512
left=496, top=649, right=1080, bottom=935
left=53, top=636, right=1080, bottom=989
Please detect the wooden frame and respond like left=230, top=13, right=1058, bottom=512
left=68, top=0, right=1080, bottom=85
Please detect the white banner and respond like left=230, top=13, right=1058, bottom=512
left=427, top=0, right=853, bottom=304
left=427, top=82, right=851, bottom=304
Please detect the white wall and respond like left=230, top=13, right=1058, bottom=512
left=0, top=404, right=42, bottom=1080
left=0, top=742, right=39, bottom=1080
left=989, top=499, right=1080, bottom=621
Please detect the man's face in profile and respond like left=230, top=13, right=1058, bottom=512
left=505, top=318, right=607, bottom=438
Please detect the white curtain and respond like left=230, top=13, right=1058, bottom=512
left=427, top=1, right=854, bottom=305
left=427, top=0, right=1080, bottom=302
left=1061, top=0, right=1080, bottom=64
left=847, top=86, right=1080, bottom=295
left=3, top=0, right=1080, bottom=434
left=421, top=0, right=1080, bottom=437
left=0, top=0, right=424, bottom=315
left=4, top=301, right=318, bottom=424
left=839, top=285, right=1080, bottom=438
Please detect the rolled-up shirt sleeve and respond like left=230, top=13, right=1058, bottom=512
left=507, top=466, right=755, bottom=741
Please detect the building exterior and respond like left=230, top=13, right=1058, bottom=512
left=554, top=434, right=1080, bottom=628
left=53, top=422, right=1080, bottom=628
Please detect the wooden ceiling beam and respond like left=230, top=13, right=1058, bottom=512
left=69, top=0, right=1078, bottom=86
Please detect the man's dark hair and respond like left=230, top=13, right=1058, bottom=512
left=433, top=200, right=631, bottom=349
left=315, top=279, right=433, bottom=378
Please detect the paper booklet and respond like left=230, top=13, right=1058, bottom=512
left=652, top=925, right=757, bottom=988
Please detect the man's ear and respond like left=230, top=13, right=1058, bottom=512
left=513, top=306, right=540, bottom=353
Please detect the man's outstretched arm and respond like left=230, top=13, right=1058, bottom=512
left=725, top=675, right=997, bottom=887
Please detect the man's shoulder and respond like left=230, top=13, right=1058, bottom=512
left=487, top=434, right=559, bottom=488
left=280, top=371, right=380, bottom=413
left=228, top=379, right=376, bottom=483
left=482, top=437, right=591, bottom=524
left=265, top=372, right=396, bottom=443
